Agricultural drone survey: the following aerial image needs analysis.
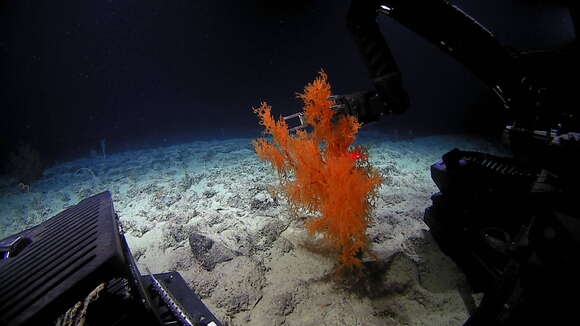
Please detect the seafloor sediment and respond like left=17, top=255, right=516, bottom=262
left=0, top=133, right=509, bottom=325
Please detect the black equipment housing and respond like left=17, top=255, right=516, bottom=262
left=424, top=149, right=580, bottom=325
left=0, top=191, right=222, bottom=326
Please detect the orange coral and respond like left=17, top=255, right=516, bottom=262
left=252, top=71, right=382, bottom=271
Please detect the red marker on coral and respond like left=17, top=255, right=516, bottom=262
left=350, top=150, right=367, bottom=160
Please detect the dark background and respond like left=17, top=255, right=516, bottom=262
left=0, top=0, right=576, bottom=171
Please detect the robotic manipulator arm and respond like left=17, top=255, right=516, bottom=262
left=330, top=0, right=411, bottom=125
left=284, top=1, right=411, bottom=130
left=336, top=0, right=540, bottom=128
left=289, top=0, right=580, bottom=150
left=287, top=0, right=532, bottom=129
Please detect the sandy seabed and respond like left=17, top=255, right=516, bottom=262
left=0, top=133, right=510, bottom=326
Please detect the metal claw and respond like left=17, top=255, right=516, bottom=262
left=330, top=104, right=346, bottom=111
left=283, top=112, right=307, bottom=132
